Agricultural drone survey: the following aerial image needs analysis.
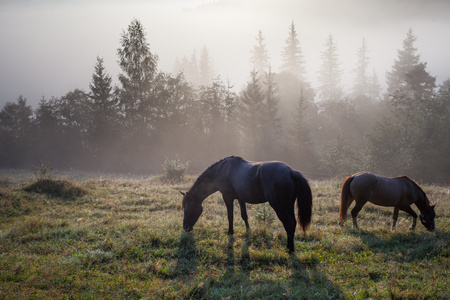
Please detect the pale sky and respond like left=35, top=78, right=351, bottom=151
left=1, top=0, right=449, bottom=108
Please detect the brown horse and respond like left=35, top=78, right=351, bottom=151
left=181, top=156, right=312, bottom=252
left=339, top=172, right=436, bottom=231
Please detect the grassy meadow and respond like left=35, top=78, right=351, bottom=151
left=0, top=170, right=449, bottom=299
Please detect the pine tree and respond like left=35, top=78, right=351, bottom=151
left=318, top=34, right=343, bottom=102
left=250, top=30, right=270, bottom=77
left=262, top=67, right=282, bottom=157
left=89, top=56, right=117, bottom=163
left=117, top=19, right=158, bottom=132
left=388, top=30, right=436, bottom=140
left=0, top=96, right=33, bottom=167
left=280, top=21, right=305, bottom=80
left=352, top=38, right=370, bottom=97
left=199, top=46, right=214, bottom=86
left=288, top=85, right=316, bottom=170
left=34, top=96, right=64, bottom=165
left=189, top=50, right=200, bottom=86
left=173, top=52, right=199, bottom=86
left=367, top=29, right=437, bottom=178
left=239, top=70, right=265, bottom=158
left=367, top=69, right=381, bottom=99
left=223, top=79, right=237, bottom=124
left=0, top=96, right=33, bottom=143
left=386, top=28, right=420, bottom=96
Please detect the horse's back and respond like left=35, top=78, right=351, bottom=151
left=225, top=159, right=265, bottom=204
left=259, top=162, right=297, bottom=204
left=351, top=172, right=408, bottom=207
left=350, top=172, right=377, bottom=200
left=228, top=159, right=295, bottom=204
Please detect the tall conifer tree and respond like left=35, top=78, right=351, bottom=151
left=117, top=19, right=158, bottom=132
left=250, top=30, right=270, bottom=77
left=386, top=28, right=420, bottom=96
left=280, top=21, right=305, bottom=80
left=318, top=34, right=343, bottom=102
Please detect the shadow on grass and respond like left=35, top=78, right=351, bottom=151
left=350, top=229, right=449, bottom=262
left=174, top=226, right=344, bottom=298
left=223, top=232, right=345, bottom=299
left=223, top=233, right=251, bottom=279
left=174, top=232, right=197, bottom=275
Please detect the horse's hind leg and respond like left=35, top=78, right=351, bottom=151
left=392, top=207, right=400, bottom=230
left=238, top=199, right=250, bottom=230
left=273, top=206, right=296, bottom=252
left=351, top=200, right=367, bottom=229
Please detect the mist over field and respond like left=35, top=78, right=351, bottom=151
left=1, top=0, right=449, bottom=182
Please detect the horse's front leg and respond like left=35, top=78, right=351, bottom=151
left=400, top=205, right=418, bottom=231
left=224, top=198, right=234, bottom=235
left=238, top=199, right=250, bottom=230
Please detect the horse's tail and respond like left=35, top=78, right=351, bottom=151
left=292, top=171, right=312, bottom=233
left=339, top=176, right=354, bottom=226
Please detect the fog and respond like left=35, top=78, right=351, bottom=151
left=1, top=0, right=450, bottom=107
left=1, top=0, right=450, bottom=182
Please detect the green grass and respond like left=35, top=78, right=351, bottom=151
left=0, top=172, right=449, bottom=299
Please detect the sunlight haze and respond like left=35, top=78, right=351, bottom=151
left=1, top=0, right=449, bottom=107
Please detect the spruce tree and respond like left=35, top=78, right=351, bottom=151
left=288, top=85, right=316, bottom=170
left=239, top=70, right=265, bottom=158
left=352, top=38, right=370, bottom=97
left=117, top=19, right=158, bottom=132
left=262, top=67, right=282, bottom=157
left=386, top=28, right=420, bottom=96
left=317, top=34, right=343, bottom=102
left=199, top=46, right=214, bottom=86
left=0, top=96, right=33, bottom=167
left=250, top=30, right=270, bottom=77
left=89, top=56, right=116, bottom=163
left=280, top=21, right=305, bottom=80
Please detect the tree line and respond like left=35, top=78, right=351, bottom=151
left=1, top=19, right=449, bottom=182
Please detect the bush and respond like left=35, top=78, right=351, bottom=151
left=254, top=203, right=276, bottom=227
left=162, top=155, right=189, bottom=181
left=31, top=162, right=57, bottom=181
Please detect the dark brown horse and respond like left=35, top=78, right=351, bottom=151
left=339, top=172, right=436, bottom=231
left=181, top=156, right=313, bottom=252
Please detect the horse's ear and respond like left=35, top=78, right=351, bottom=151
left=179, top=191, right=186, bottom=196
left=431, top=203, right=436, bottom=208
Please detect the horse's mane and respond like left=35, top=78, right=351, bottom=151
left=189, top=156, right=242, bottom=193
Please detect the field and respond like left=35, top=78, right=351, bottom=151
left=0, top=170, right=449, bottom=299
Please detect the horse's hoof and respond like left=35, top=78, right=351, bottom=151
left=409, top=227, right=415, bottom=231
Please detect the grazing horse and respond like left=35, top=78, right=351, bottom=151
left=339, top=172, right=436, bottom=231
left=181, top=156, right=313, bottom=252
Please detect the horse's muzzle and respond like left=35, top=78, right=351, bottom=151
left=184, top=226, right=193, bottom=232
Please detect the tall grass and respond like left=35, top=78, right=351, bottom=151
left=0, top=171, right=448, bottom=299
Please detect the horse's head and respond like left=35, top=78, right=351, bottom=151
left=420, top=204, right=436, bottom=232
left=181, top=191, right=203, bottom=232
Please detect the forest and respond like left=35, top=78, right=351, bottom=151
left=0, top=19, right=449, bottom=182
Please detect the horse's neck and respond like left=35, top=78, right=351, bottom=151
left=193, top=178, right=218, bottom=201
left=413, top=189, right=430, bottom=213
